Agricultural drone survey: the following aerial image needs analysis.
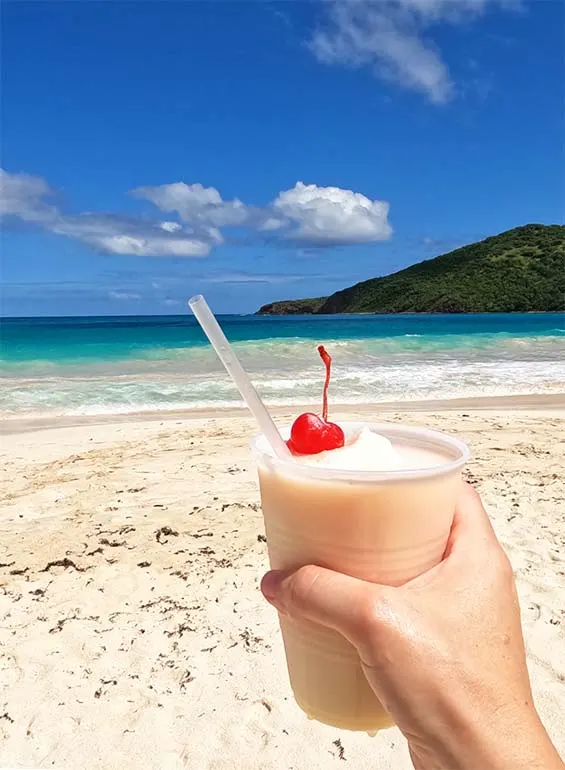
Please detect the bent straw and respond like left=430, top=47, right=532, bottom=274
left=188, top=295, right=291, bottom=459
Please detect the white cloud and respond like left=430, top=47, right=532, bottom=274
left=99, top=234, right=210, bottom=257
left=133, top=182, right=249, bottom=228
left=1, top=169, right=393, bottom=255
left=203, top=271, right=306, bottom=285
left=258, top=216, right=285, bottom=232
left=108, top=291, right=142, bottom=301
left=160, top=221, right=182, bottom=233
left=200, top=270, right=355, bottom=285
left=135, top=180, right=393, bottom=246
left=310, top=0, right=519, bottom=104
left=0, top=168, right=58, bottom=222
left=270, top=181, right=391, bottom=244
left=1, top=171, right=214, bottom=257
left=53, top=214, right=213, bottom=257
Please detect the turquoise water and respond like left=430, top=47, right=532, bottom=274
left=1, top=314, right=564, bottom=417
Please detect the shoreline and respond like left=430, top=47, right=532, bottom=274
left=1, top=392, right=564, bottom=435
left=255, top=310, right=565, bottom=316
left=3, top=310, right=563, bottom=319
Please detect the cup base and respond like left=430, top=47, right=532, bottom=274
left=293, top=692, right=395, bottom=734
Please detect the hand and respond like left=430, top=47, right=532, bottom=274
left=261, top=484, right=563, bottom=770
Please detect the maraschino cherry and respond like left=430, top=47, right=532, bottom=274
left=287, top=345, right=345, bottom=455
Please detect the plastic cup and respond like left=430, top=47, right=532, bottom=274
left=251, top=421, right=470, bottom=733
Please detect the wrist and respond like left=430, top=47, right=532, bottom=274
left=409, top=697, right=563, bottom=770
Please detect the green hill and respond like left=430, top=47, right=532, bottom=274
left=257, top=224, right=565, bottom=314
left=255, top=297, right=326, bottom=315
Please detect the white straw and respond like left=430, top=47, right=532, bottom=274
left=188, top=295, right=291, bottom=459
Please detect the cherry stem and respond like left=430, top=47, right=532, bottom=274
left=317, top=345, right=332, bottom=422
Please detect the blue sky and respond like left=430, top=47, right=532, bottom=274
left=1, top=0, right=563, bottom=316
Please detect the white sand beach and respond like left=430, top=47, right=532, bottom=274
left=1, top=402, right=564, bottom=769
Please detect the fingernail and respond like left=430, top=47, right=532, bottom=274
left=261, top=570, right=281, bottom=601
left=261, top=571, right=285, bottom=612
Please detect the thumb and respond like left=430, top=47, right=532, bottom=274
left=443, top=482, right=503, bottom=563
left=261, top=565, right=391, bottom=650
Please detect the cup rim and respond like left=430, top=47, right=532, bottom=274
left=250, top=421, right=470, bottom=483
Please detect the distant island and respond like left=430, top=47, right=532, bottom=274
left=257, top=224, right=565, bottom=314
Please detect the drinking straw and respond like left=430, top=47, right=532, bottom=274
left=188, top=295, right=291, bottom=459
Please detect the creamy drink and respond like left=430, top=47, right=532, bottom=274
left=250, top=346, right=469, bottom=732
left=253, top=421, right=469, bottom=732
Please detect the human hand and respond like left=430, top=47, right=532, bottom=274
left=261, top=484, right=563, bottom=770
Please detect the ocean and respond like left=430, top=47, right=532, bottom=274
left=1, top=313, right=564, bottom=419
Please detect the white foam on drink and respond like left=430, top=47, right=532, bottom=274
left=293, top=426, right=407, bottom=472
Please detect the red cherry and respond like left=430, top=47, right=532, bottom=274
left=287, top=412, right=345, bottom=455
left=286, top=345, right=345, bottom=455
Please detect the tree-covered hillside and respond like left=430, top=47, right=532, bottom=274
left=257, top=225, right=565, bottom=314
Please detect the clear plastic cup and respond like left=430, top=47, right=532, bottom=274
left=252, top=421, right=470, bottom=733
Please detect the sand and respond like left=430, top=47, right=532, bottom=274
left=1, top=404, right=564, bottom=769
